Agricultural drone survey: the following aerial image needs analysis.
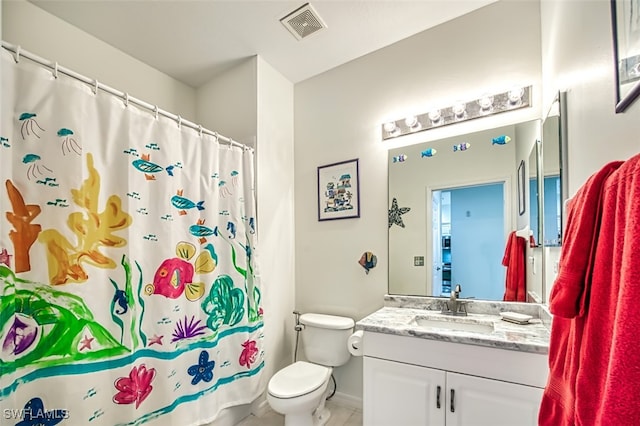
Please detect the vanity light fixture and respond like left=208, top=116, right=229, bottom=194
left=381, top=85, right=532, bottom=140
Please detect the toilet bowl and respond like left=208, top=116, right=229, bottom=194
left=267, top=361, right=333, bottom=426
left=266, top=313, right=355, bottom=426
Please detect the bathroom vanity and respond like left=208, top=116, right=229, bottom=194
left=357, top=297, right=550, bottom=426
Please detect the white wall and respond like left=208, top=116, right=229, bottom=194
left=196, top=57, right=257, bottom=147
left=541, top=0, right=640, bottom=195
left=294, top=0, right=542, bottom=403
left=254, top=55, right=296, bottom=403
left=2, top=0, right=196, bottom=120
left=540, top=0, right=640, bottom=302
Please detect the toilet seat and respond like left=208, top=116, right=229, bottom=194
left=268, top=361, right=331, bottom=399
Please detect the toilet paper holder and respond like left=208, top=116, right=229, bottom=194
left=348, top=330, right=364, bottom=356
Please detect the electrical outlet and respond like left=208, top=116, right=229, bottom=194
left=414, top=256, right=424, bottom=266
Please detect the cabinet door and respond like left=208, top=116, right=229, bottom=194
left=363, top=357, right=445, bottom=426
left=445, top=372, right=543, bottom=426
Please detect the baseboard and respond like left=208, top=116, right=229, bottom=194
left=250, top=394, right=271, bottom=417
left=327, top=391, right=362, bottom=411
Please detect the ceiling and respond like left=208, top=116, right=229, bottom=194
left=29, top=0, right=497, bottom=88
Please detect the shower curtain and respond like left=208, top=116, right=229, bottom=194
left=0, top=47, right=264, bottom=425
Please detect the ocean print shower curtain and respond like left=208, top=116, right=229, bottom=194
left=0, top=48, right=264, bottom=425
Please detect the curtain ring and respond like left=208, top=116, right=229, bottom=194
left=123, top=93, right=129, bottom=107
left=228, top=138, right=234, bottom=150
left=14, top=46, right=21, bottom=63
left=53, top=62, right=59, bottom=79
left=214, top=132, right=219, bottom=143
left=177, top=115, right=182, bottom=129
left=153, top=105, right=159, bottom=120
left=198, top=125, right=203, bottom=137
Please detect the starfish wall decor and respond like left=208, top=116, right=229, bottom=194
left=388, top=197, right=410, bottom=228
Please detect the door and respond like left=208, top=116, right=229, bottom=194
left=364, top=357, right=445, bottom=426
left=448, top=182, right=505, bottom=300
left=445, top=372, right=543, bottom=426
left=432, top=190, right=443, bottom=296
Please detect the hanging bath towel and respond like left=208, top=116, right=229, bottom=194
left=0, top=47, right=264, bottom=425
left=501, top=231, right=526, bottom=302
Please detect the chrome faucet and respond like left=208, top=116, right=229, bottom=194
left=442, top=284, right=467, bottom=316
left=451, top=284, right=462, bottom=300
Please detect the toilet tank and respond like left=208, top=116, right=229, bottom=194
left=300, top=313, right=355, bottom=367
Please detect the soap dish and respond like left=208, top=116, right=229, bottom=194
left=500, top=311, right=533, bottom=325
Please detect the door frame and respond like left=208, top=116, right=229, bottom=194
left=425, top=176, right=512, bottom=296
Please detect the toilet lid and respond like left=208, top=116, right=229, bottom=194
left=268, top=361, right=331, bottom=399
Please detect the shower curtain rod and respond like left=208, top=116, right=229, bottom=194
left=1, top=41, right=252, bottom=152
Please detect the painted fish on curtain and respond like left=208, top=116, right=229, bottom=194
left=0, top=49, right=264, bottom=426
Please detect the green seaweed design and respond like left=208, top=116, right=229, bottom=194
left=0, top=265, right=128, bottom=374
left=201, top=275, right=245, bottom=334
left=226, top=237, right=262, bottom=323
left=108, top=255, right=147, bottom=348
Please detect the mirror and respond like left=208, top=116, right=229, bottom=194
left=388, top=120, right=543, bottom=300
left=541, top=91, right=567, bottom=247
left=528, top=139, right=542, bottom=248
left=540, top=91, right=567, bottom=301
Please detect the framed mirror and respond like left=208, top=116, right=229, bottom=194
left=388, top=120, right=542, bottom=301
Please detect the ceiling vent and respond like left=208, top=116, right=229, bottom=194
left=280, top=3, right=327, bottom=41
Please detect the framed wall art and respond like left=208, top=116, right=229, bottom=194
left=611, top=0, right=640, bottom=112
left=317, top=158, right=360, bottom=221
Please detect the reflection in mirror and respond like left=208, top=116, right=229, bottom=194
left=528, top=140, right=542, bottom=247
left=388, top=120, right=542, bottom=301
left=540, top=91, right=567, bottom=302
left=431, top=182, right=506, bottom=300
left=542, top=94, right=565, bottom=247
left=542, top=116, right=561, bottom=246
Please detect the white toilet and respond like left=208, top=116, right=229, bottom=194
left=267, top=313, right=355, bottom=426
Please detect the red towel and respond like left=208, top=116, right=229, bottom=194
left=502, top=231, right=526, bottom=302
left=575, top=154, right=640, bottom=425
left=538, top=160, right=623, bottom=426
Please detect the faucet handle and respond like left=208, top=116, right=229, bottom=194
left=454, top=284, right=461, bottom=294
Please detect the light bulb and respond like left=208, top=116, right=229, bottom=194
left=508, top=87, right=524, bottom=105
left=428, top=109, right=441, bottom=123
left=383, top=121, right=397, bottom=133
left=404, top=115, right=422, bottom=130
left=478, top=95, right=493, bottom=111
left=452, top=102, right=465, bottom=119
left=405, top=115, right=419, bottom=129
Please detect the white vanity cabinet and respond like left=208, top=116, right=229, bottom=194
left=362, top=331, right=547, bottom=426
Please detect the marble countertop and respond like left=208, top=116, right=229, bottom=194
left=356, top=302, right=551, bottom=355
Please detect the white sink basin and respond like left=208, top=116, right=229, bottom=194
left=411, top=316, right=495, bottom=334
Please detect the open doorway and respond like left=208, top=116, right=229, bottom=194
left=431, top=181, right=506, bottom=299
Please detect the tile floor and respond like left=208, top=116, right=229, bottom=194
left=237, top=400, right=362, bottom=426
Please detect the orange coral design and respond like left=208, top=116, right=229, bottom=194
left=38, top=153, right=132, bottom=285
left=5, top=179, right=42, bottom=273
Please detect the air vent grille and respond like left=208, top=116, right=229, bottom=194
left=280, top=3, right=326, bottom=41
